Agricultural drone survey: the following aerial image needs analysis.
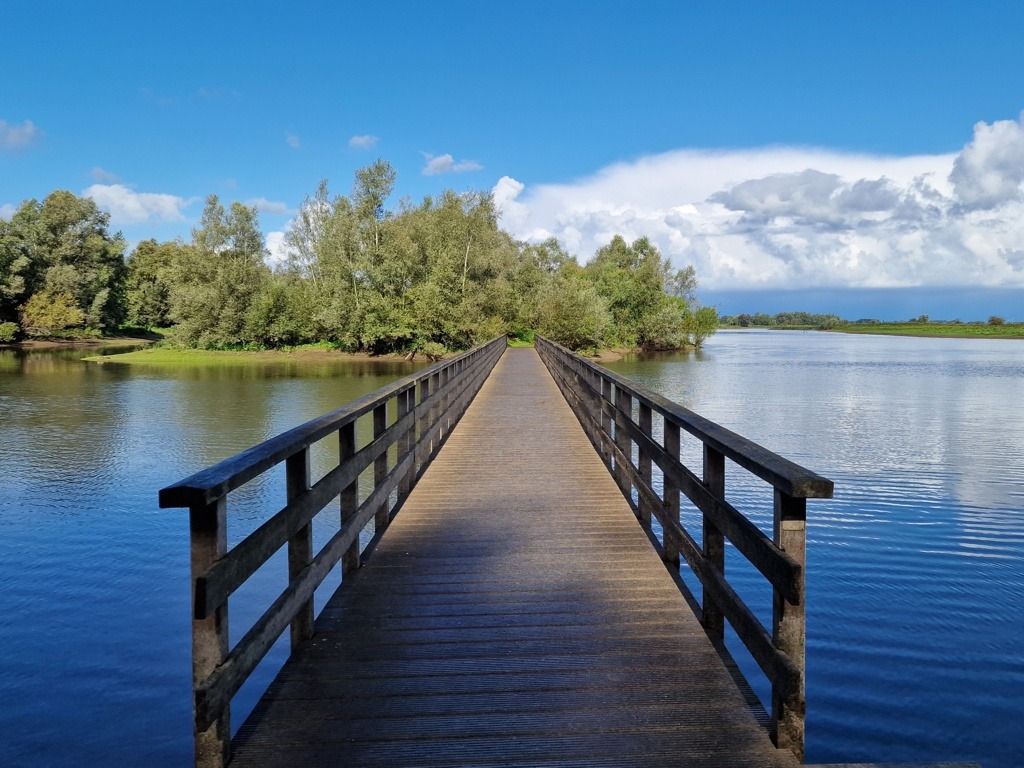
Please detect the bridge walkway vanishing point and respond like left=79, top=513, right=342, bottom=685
left=162, top=337, right=982, bottom=768
left=228, top=346, right=795, bottom=768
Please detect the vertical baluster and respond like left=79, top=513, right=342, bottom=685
left=398, top=387, right=413, bottom=501
left=638, top=402, right=653, bottom=528
left=601, top=377, right=613, bottom=461
left=339, top=422, right=359, bottom=574
left=190, top=497, right=230, bottom=768
left=286, top=448, right=314, bottom=648
left=772, top=489, right=807, bottom=760
left=373, top=404, right=389, bottom=530
left=702, top=446, right=726, bottom=641
left=663, top=419, right=681, bottom=568
left=614, top=387, right=633, bottom=505
left=417, top=376, right=430, bottom=475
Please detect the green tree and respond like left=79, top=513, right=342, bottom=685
left=19, top=290, right=86, bottom=336
left=168, top=196, right=268, bottom=347
left=125, top=239, right=182, bottom=328
left=37, top=191, right=126, bottom=330
left=536, top=264, right=611, bottom=350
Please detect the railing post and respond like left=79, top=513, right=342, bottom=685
left=662, top=419, right=681, bottom=568
left=601, top=377, right=613, bottom=441
left=190, top=497, right=230, bottom=768
left=638, top=402, right=653, bottom=528
left=286, top=448, right=314, bottom=648
left=614, top=387, right=634, bottom=504
left=772, top=489, right=807, bottom=760
left=398, top=387, right=413, bottom=500
left=417, top=376, right=431, bottom=474
left=702, top=445, right=726, bottom=642
left=339, top=422, right=359, bottom=574
left=373, top=404, right=389, bottom=530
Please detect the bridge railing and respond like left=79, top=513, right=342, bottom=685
left=159, top=335, right=506, bottom=768
left=536, top=336, right=833, bottom=762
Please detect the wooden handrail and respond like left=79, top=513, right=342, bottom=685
left=160, top=336, right=507, bottom=768
left=535, top=336, right=833, bottom=762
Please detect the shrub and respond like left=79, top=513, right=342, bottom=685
left=0, top=321, right=18, bottom=343
left=988, top=315, right=1005, bottom=326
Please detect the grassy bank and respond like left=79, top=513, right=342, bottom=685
left=834, top=322, right=1024, bottom=339
left=83, top=346, right=412, bottom=366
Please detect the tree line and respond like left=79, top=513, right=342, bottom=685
left=1, top=161, right=717, bottom=353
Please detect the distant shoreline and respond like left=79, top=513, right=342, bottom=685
left=719, top=324, right=1024, bottom=340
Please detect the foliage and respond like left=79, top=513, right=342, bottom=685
left=4, top=164, right=713, bottom=353
left=0, top=191, right=125, bottom=333
left=19, top=290, right=86, bottom=336
left=988, top=315, right=1005, bottom=325
left=536, top=267, right=611, bottom=351
left=0, top=321, right=18, bottom=342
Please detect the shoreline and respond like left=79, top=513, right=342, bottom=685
left=1, top=336, right=157, bottom=351
left=82, top=345, right=424, bottom=365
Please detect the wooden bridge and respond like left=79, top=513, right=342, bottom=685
left=160, top=337, right=980, bottom=768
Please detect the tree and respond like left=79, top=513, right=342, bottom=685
left=19, top=290, right=86, bottom=336
left=536, top=265, right=611, bottom=350
left=125, top=239, right=182, bottom=328
left=1, top=192, right=126, bottom=333
left=37, top=191, right=126, bottom=330
left=168, top=196, right=268, bottom=347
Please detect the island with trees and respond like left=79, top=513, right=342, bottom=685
left=1, top=161, right=717, bottom=358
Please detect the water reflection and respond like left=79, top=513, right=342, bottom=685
left=0, top=345, right=425, bottom=768
left=606, top=331, right=1024, bottom=768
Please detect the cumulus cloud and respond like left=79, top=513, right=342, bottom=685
left=286, top=134, right=301, bottom=149
left=245, top=197, right=290, bottom=216
left=0, top=203, right=16, bottom=220
left=265, top=230, right=291, bottom=270
left=492, top=112, right=1024, bottom=290
left=90, top=166, right=121, bottom=183
left=349, top=134, right=379, bottom=150
left=422, top=153, right=483, bottom=176
left=0, top=119, right=39, bottom=149
left=949, top=114, right=1024, bottom=209
left=83, top=184, right=195, bottom=225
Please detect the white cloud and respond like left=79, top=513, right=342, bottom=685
left=286, top=134, right=301, bottom=149
left=1, top=203, right=16, bottom=220
left=0, top=119, right=39, bottom=149
left=349, top=134, right=379, bottom=150
left=422, top=152, right=483, bottom=176
left=83, top=184, right=194, bottom=225
left=949, top=112, right=1024, bottom=209
left=90, top=166, right=121, bottom=183
left=493, top=113, right=1024, bottom=290
left=245, top=197, right=290, bottom=216
left=265, top=231, right=291, bottom=270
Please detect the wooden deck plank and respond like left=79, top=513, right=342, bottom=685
left=229, top=347, right=796, bottom=768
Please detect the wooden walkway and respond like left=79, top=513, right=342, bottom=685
left=229, top=348, right=797, bottom=768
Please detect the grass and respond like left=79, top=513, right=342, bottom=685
left=82, top=346, right=393, bottom=366
left=834, top=322, right=1024, bottom=339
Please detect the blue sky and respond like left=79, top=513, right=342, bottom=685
left=4, top=1, right=1024, bottom=319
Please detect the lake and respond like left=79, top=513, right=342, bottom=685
left=604, top=330, right=1023, bottom=768
left=0, top=332, right=1021, bottom=767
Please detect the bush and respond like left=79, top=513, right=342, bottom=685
left=0, top=321, right=18, bottom=343
left=19, top=291, right=86, bottom=337
left=988, top=315, right=1005, bottom=326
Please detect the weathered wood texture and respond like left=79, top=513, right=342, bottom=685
left=535, top=336, right=835, bottom=762
left=160, top=336, right=506, bottom=768
left=229, top=348, right=799, bottom=768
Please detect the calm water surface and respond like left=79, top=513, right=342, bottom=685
left=0, top=333, right=1021, bottom=767
left=605, top=330, right=1023, bottom=768
left=0, top=347, right=424, bottom=766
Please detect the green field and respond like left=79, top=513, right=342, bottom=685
left=834, top=322, right=1024, bottom=339
left=82, top=346, right=394, bottom=366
